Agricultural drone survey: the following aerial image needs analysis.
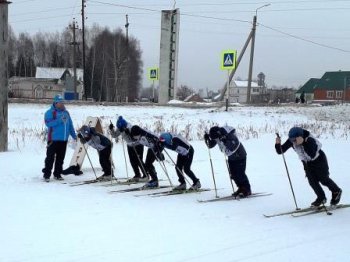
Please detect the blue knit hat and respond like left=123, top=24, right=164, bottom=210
left=159, top=132, right=172, bottom=145
left=53, top=94, right=64, bottom=104
left=288, top=127, right=303, bottom=140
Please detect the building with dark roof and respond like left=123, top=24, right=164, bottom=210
left=296, top=71, right=350, bottom=102
left=296, top=78, right=319, bottom=102
left=313, top=71, right=350, bottom=101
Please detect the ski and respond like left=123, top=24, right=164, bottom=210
left=198, top=192, right=272, bottom=203
left=291, top=204, right=350, bottom=217
left=42, top=179, right=68, bottom=184
left=263, top=207, right=316, bottom=218
left=151, top=188, right=211, bottom=197
left=70, top=178, right=117, bottom=186
left=109, top=185, right=171, bottom=193
left=101, top=179, right=165, bottom=187
left=69, top=176, right=127, bottom=185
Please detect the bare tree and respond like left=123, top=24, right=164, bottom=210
left=177, top=84, right=194, bottom=101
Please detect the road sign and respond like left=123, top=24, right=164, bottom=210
left=148, top=68, right=159, bottom=81
left=221, top=50, right=237, bottom=70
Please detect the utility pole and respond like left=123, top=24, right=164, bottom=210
left=81, top=0, right=86, bottom=100
left=69, top=19, right=79, bottom=100
left=246, top=15, right=256, bottom=104
left=247, top=4, right=270, bottom=104
left=0, top=0, right=10, bottom=152
left=124, top=14, right=129, bottom=102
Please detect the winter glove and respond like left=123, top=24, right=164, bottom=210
left=155, top=140, right=164, bottom=150
left=156, top=152, right=165, bottom=161
left=204, top=133, right=210, bottom=145
left=109, top=123, right=114, bottom=131
left=219, top=135, right=227, bottom=143
left=79, top=137, right=87, bottom=144
left=77, top=133, right=82, bottom=139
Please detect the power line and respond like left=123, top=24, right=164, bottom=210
left=181, top=7, right=350, bottom=14
left=259, top=23, right=350, bottom=53
left=12, top=0, right=41, bottom=4
left=11, top=6, right=78, bottom=17
left=12, top=13, right=80, bottom=24
left=179, top=0, right=350, bottom=6
left=89, top=0, right=252, bottom=24
left=10, top=1, right=350, bottom=54
left=89, top=0, right=160, bottom=13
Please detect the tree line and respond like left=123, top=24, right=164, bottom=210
left=8, top=23, right=142, bottom=102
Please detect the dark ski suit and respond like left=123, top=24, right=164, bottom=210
left=80, top=127, right=112, bottom=176
left=275, top=129, right=341, bottom=200
left=161, top=134, right=199, bottom=185
left=206, top=126, right=251, bottom=194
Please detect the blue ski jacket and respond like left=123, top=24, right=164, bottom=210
left=44, top=104, right=77, bottom=141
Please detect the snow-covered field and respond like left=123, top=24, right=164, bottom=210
left=1, top=103, right=349, bottom=262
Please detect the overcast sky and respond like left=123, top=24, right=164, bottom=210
left=9, top=0, right=350, bottom=90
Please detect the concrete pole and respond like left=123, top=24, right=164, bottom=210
left=81, top=0, right=86, bottom=100
left=69, top=19, right=78, bottom=100
left=247, top=4, right=270, bottom=104
left=0, top=0, right=10, bottom=152
left=125, top=14, right=129, bottom=102
left=216, top=30, right=254, bottom=102
left=246, top=15, right=256, bottom=104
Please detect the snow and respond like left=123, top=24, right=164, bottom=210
left=1, top=103, right=350, bottom=262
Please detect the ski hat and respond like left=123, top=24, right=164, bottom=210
left=159, top=132, right=172, bottom=145
left=209, top=126, right=221, bottom=139
left=116, top=116, right=128, bottom=130
left=130, top=125, right=142, bottom=137
left=80, top=125, right=91, bottom=138
left=53, top=94, right=64, bottom=104
left=288, top=127, right=304, bottom=140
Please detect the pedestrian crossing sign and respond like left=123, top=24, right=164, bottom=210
left=148, top=68, right=159, bottom=81
left=221, top=50, right=237, bottom=70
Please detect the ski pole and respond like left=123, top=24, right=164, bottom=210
left=163, top=148, right=192, bottom=186
left=109, top=145, right=114, bottom=185
left=121, top=136, right=130, bottom=179
left=276, top=133, right=300, bottom=210
left=79, top=134, right=98, bottom=179
left=224, top=155, right=235, bottom=194
left=108, top=121, right=116, bottom=171
left=131, top=145, right=148, bottom=179
left=152, top=149, right=174, bottom=188
left=108, top=121, right=115, bottom=185
left=205, top=134, right=219, bottom=198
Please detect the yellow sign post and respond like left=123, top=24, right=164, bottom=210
left=221, top=50, right=237, bottom=111
left=148, top=67, right=159, bottom=102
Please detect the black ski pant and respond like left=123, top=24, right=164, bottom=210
left=127, top=144, right=146, bottom=178
left=304, top=150, right=340, bottom=200
left=144, top=148, right=158, bottom=181
left=228, top=158, right=251, bottom=192
left=176, top=147, right=198, bottom=184
left=99, top=145, right=112, bottom=176
left=43, top=141, right=68, bottom=178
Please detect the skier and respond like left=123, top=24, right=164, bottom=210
left=130, top=125, right=164, bottom=188
left=109, top=116, right=148, bottom=182
left=275, top=127, right=342, bottom=207
left=159, top=132, right=201, bottom=190
left=204, top=125, right=252, bottom=197
left=42, top=94, right=77, bottom=182
left=78, top=125, right=113, bottom=181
